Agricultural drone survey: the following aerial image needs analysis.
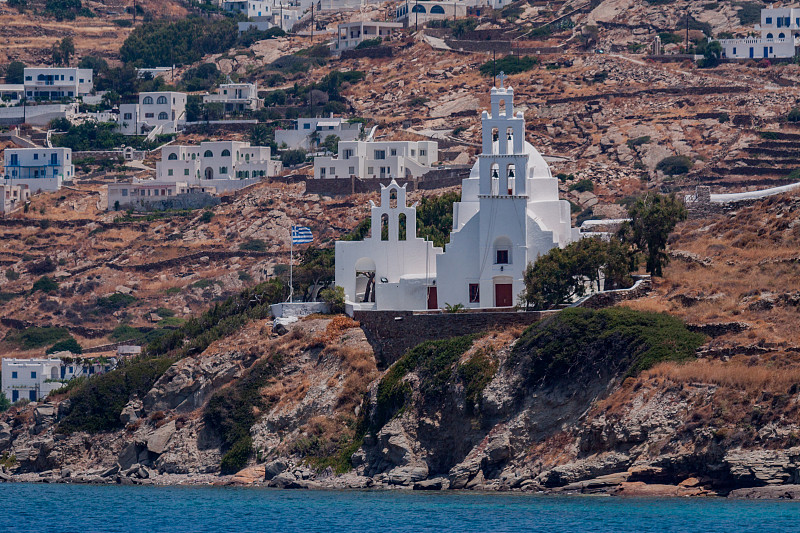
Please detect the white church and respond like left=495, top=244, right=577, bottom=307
left=335, top=78, right=580, bottom=312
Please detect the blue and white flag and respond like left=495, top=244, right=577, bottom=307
left=291, top=225, right=313, bottom=245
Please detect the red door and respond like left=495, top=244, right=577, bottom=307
left=427, top=287, right=438, bottom=310
left=495, top=284, right=513, bottom=307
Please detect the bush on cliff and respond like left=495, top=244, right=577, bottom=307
left=58, top=357, right=173, bottom=433
left=371, top=334, right=480, bottom=431
left=204, top=354, right=284, bottom=474
left=511, top=307, right=705, bottom=387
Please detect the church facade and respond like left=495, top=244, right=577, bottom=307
left=335, top=79, right=579, bottom=312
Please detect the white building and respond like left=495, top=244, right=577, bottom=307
left=396, top=1, right=468, bottom=26
left=334, top=79, right=579, bottom=311
left=23, top=67, right=93, bottom=101
left=720, top=5, right=800, bottom=59
left=0, top=84, right=24, bottom=103
left=3, top=147, right=73, bottom=192
left=275, top=115, right=363, bottom=150
left=2, top=357, right=115, bottom=402
left=107, top=180, right=217, bottom=210
left=335, top=181, right=442, bottom=311
left=0, top=183, right=30, bottom=215
left=156, top=141, right=282, bottom=192
left=119, top=92, right=187, bottom=136
left=313, top=139, right=438, bottom=180
left=223, top=0, right=273, bottom=18
left=331, top=21, right=404, bottom=55
left=203, top=82, right=261, bottom=113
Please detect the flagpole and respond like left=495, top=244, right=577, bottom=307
left=289, top=223, right=293, bottom=303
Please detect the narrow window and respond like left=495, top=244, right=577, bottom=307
left=496, top=250, right=509, bottom=265
left=381, top=213, right=389, bottom=241
left=469, top=284, right=480, bottom=303
left=398, top=213, right=406, bottom=240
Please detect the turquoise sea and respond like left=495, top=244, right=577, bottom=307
left=2, top=483, right=800, bottom=532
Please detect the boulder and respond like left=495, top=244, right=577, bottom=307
left=386, top=464, right=429, bottom=486
left=269, top=471, right=300, bottom=489
left=413, top=477, right=448, bottom=490
left=118, top=442, right=141, bottom=470
left=728, top=485, right=800, bottom=499
left=230, top=465, right=265, bottom=484
left=485, top=433, right=511, bottom=465
left=264, top=459, right=288, bottom=480
left=146, top=421, right=176, bottom=455
left=120, top=397, right=144, bottom=425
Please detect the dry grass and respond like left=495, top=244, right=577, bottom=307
left=645, top=360, right=800, bottom=394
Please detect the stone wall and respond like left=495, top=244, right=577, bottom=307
left=574, top=276, right=652, bottom=309
left=353, top=310, right=550, bottom=367
left=341, top=47, right=393, bottom=60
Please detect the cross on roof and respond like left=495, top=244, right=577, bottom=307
left=496, top=71, right=507, bottom=89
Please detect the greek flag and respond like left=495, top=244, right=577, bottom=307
left=291, top=225, right=313, bottom=245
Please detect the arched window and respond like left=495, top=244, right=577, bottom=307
left=381, top=213, right=389, bottom=241
left=778, top=32, right=786, bottom=39
left=168, top=153, right=178, bottom=160
left=38, top=74, right=46, bottom=81
left=157, top=96, right=168, bottom=104
left=221, top=149, right=231, bottom=157
left=412, top=4, right=426, bottom=12
left=767, top=33, right=774, bottom=39
left=494, top=236, right=512, bottom=265
left=398, top=213, right=407, bottom=241
left=158, top=112, right=168, bottom=120
left=204, top=150, right=214, bottom=158
left=506, top=163, right=516, bottom=195
left=143, top=96, right=153, bottom=104
left=490, top=163, right=500, bottom=195
left=430, top=5, right=445, bottom=14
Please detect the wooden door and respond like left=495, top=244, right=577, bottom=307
left=427, top=287, right=438, bottom=310
left=495, top=284, right=513, bottom=307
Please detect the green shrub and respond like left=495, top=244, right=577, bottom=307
left=626, top=136, right=651, bottom=148
left=94, top=293, right=136, bottom=313
left=32, top=276, right=58, bottom=293
left=46, top=336, right=83, bottom=354
left=240, top=239, right=268, bottom=252
left=355, top=37, right=382, bottom=50
left=512, top=307, right=706, bottom=386
left=320, top=286, right=345, bottom=314
left=737, top=2, right=763, bottom=25
left=58, top=357, right=174, bottom=433
left=0, top=392, right=10, bottom=413
left=458, top=350, right=497, bottom=414
left=479, top=55, right=539, bottom=76
left=656, top=155, right=693, bottom=176
left=280, top=149, right=307, bottom=167
left=5, top=269, right=19, bottom=281
left=568, top=179, right=594, bottom=193
left=658, top=32, right=683, bottom=45
left=787, top=108, right=800, bottom=123
left=372, top=335, right=478, bottom=431
left=205, top=354, right=283, bottom=473
left=200, top=210, right=214, bottom=224
left=5, top=327, right=70, bottom=349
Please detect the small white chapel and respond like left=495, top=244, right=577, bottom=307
left=335, top=75, right=580, bottom=312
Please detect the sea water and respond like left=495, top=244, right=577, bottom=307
left=1, top=483, right=800, bottom=532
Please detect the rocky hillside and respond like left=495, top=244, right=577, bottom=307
left=3, top=189, right=800, bottom=497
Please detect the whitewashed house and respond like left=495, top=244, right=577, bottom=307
left=223, top=0, right=273, bottom=18
left=334, top=80, right=579, bottom=311
left=720, top=5, right=800, bottom=59
left=0, top=84, right=24, bottom=103
left=313, top=139, right=438, bottom=180
left=2, top=357, right=115, bottom=402
left=118, top=92, right=187, bottom=136
left=107, top=180, right=217, bottom=210
left=331, top=21, right=404, bottom=55
left=0, top=183, right=30, bottom=214
left=23, top=67, right=93, bottom=101
left=155, top=141, right=282, bottom=192
left=275, top=115, right=363, bottom=150
left=3, top=147, right=73, bottom=192
left=335, top=181, right=442, bottom=311
left=396, top=1, right=468, bottom=26
left=203, top=82, right=261, bottom=113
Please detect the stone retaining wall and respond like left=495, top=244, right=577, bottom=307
left=353, top=309, right=550, bottom=368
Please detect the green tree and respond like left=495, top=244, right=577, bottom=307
left=321, top=134, right=340, bottom=154
left=250, top=123, right=273, bottom=146
left=281, top=149, right=307, bottom=167
left=59, top=37, right=75, bottom=66
left=5, top=61, right=25, bottom=84
left=46, top=336, right=83, bottom=354
left=520, top=237, right=634, bottom=310
left=619, top=193, right=687, bottom=277
left=701, top=40, right=722, bottom=68
left=0, top=391, right=10, bottom=412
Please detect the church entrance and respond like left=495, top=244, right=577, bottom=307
left=427, top=287, right=438, bottom=310
left=495, top=283, right=513, bottom=307
left=204, top=167, right=214, bottom=180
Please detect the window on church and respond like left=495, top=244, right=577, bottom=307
left=381, top=214, right=389, bottom=241
left=398, top=213, right=406, bottom=240
left=469, top=284, right=480, bottom=303
left=390, top=189, right=397, bottom=208
left=496, top=250, right=509, bottom=264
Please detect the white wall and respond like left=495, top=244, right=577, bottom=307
left=3, top=147, right=73, bottom=192
left=313, top=140, right=437, bottom=179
